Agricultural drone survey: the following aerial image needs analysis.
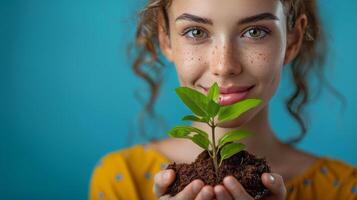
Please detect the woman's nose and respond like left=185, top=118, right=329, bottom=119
left=210, top=42, right=242, bottom=77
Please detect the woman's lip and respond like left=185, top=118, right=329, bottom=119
left=202, top=85, right=254, bottom=94
left=218, top=86, right=254, bottom=106
left=219, top=86, right=253, bottom=94
left=200, top=85, right=254, bottom=106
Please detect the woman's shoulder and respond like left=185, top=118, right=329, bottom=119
left=306, top=157, right=356, bottom=183
left=93, top=143, right=170, bottom=173
left=321, top=158, right=356, bottom=177
left=286, top=157, right=356, bottom=199
left=89, top=144, right=170, bottom=200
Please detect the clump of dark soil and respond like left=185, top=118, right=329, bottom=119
left=165, top=150, right=271, bottom=200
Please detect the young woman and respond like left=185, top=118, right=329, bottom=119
left=90, top=0, right=356, bottom=199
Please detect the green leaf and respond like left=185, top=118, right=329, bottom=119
left=207, top=99, right=220, bottom=117
left=168, top=126, right=210, bottom=150
left=218, top=130, right=252, bottom=149
left=220, top=143, right=246, bottom=163
left=168, top=126, right=209, bottom=139
left=218, top=99, right=262, bottom=124
left=207, top=82, right=220, bottom=102
left=168, top=126, right=191, bottom=139
left=191, top=134, right=209, bottom=150
left=175, top=87, right=209, bottom=117
left=201, top=116, right=211, bottom=123
left=182, top=115, right=207, bottom=123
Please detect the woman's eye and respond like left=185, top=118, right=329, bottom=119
left=242, top=27, right=269, bottom=39
left=183, top=28, right=208, bottom=40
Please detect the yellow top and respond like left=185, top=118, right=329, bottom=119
left=89, top=144, right=357, bottom=200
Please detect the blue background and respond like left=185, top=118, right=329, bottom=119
left=1, top=0, right=356, bottom=199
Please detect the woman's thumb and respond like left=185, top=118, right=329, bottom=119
left=262, top=173, right=287, bottom=200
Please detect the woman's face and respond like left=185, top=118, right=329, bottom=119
left=159, top=0, right=303, bottom=127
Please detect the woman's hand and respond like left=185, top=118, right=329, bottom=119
left=153, top=169, right=215, bottom=200
left=213, top=173, right=286, bottom=200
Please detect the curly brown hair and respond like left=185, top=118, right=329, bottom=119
left=130, top=0, right=346, bottom=144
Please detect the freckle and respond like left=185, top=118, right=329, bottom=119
left=191, top=57, right=193, bottom=60
left=198, top=58, right=201, bottom=61
left=250, top=60, right=254, bottom=64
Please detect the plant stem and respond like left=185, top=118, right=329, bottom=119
left=210, top=121, right=219, bottom=178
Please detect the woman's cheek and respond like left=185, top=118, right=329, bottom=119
left=239, top=48, right=273, bottom=78
left=240, top=47, right=282, bottom=99
left=258, top=54, right=282, bottom=101
left=173, top=46, right=206, bottom=86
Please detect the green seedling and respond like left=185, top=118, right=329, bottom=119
left=168, top=82, right=262, bottom=176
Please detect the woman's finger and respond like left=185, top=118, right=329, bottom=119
left=214, top=184, right=233, bottom=200
left=175, top=179, right=205, bottom=200
left=153, top=169, right=176, bottom=197
left=223, top=176, right=254, bottom=200
left=158, top=194, right=172, bottom=200
left=261, top=173, right=286, bottom=200
left=194, top=185, right=215, bottom=200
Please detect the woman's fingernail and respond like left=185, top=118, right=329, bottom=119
left=224, top=176, right=236, bottom=187
left=268, top=174, right=275, bottom=184
left=203, top=187, right=213, bottom=198
left=192, top=181, right=203, bottom=193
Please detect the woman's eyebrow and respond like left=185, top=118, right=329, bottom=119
left=175, top=13, right=213, bottom=25
left=175, top=12, right=279, bottom=25
left=238, top=12, right=279, bottom=25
